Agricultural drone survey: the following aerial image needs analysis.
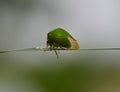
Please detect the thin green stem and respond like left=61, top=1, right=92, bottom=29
left=0, top=47, right=120, bottom=53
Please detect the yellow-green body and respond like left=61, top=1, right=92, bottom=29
left=47, top=28, right=80, bottom=50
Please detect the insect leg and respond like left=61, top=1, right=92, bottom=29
left=54, top=49, right=59, bottom=59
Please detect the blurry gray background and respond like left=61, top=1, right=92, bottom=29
left=0, top=0, right=120, bottom=92
left=0, top=0, right=120, bottom=50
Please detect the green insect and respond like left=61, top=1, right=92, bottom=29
left=47, top=28, right=80, bottom=58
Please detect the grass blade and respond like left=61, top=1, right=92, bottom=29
left=0, top=47, right=120, bottom=53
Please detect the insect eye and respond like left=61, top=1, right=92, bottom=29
left=47, top=41, right=49, bottom=44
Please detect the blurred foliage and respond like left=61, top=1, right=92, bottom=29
left=0, top=52, right=120, bottom=92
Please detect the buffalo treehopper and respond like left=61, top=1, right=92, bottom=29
left=46, top=28, right=80, bottom=58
